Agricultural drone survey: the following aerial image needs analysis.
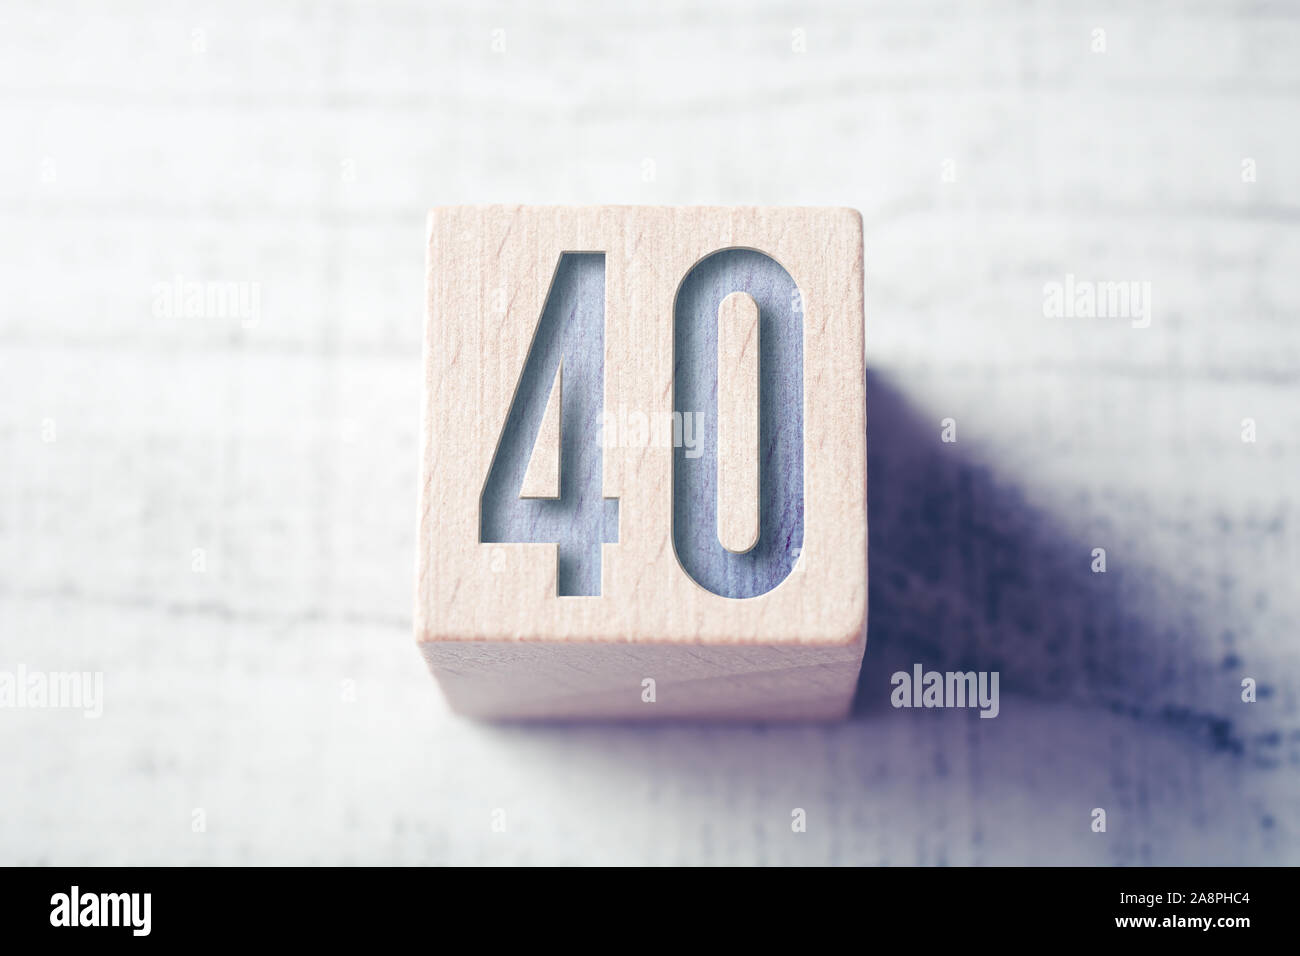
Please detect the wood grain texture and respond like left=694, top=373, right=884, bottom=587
left=717, top=290, right=760, bottom=554
left=417, top=205, right=867, bottom=719
left=518, top=364, right=561, bottom=500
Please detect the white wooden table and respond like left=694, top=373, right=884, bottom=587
left=1, top=0, right=1296, bottom=864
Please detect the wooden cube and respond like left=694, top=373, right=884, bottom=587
left=416, top=206, right=866, bottom=719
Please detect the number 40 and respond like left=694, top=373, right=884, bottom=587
left=481, top=249, right=804, bottom=600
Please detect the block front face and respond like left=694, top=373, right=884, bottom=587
left=417, top=206, right=866, bottom=717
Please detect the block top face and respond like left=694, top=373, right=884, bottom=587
left=417, top=206, right=866, bottom=648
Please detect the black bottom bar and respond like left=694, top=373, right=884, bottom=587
left=0, top=866, right=1282, bottom=943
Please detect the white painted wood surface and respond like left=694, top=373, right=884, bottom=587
left=0, top=0, right=1296, bottom=864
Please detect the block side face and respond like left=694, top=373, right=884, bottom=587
left=417, top=206, right=866, bottom=650
left=421, top=639, right=864, bottom=720
left=414, top=210, right=447, bottom=644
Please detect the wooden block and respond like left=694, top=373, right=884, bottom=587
left=416, top=206, right=867, bottom=720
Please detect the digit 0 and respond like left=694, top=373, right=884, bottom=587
left=481, top=248, right=805, bottom=601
